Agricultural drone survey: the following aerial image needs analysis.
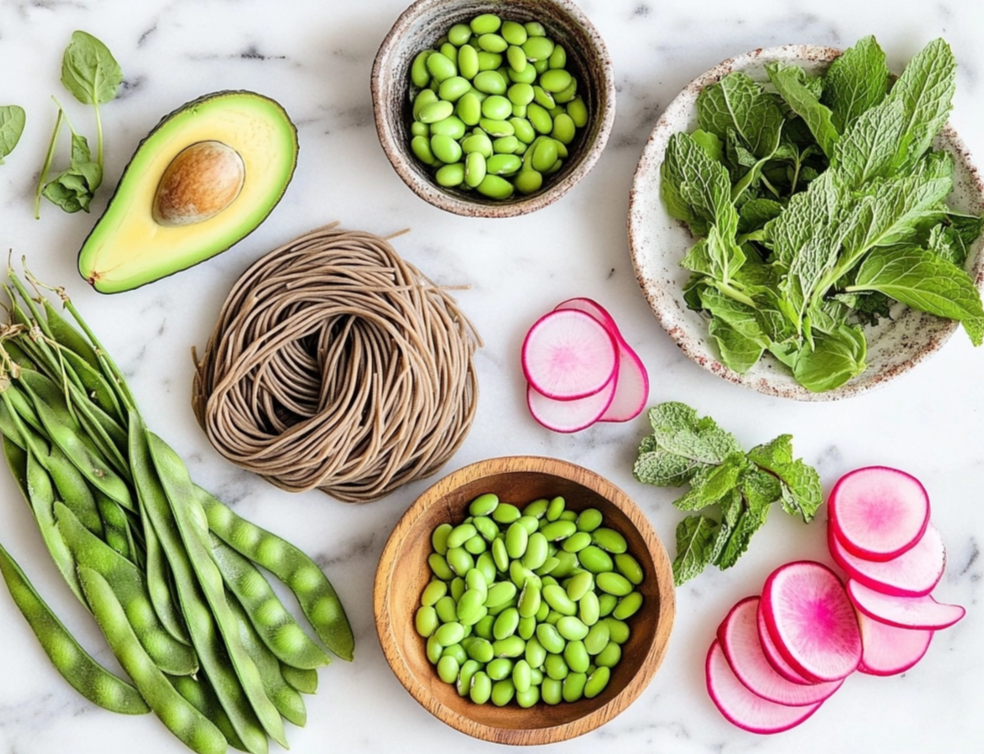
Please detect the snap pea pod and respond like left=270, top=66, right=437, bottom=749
left=211, top=536, right=330, bottom=670
left=129, top=415, right=286, bottom=751
left=228, top=593, right=307, bottom=727
left=280, top=664, right=319, bottom=695
left=55, top=502, right=199, bottom=676
left=170, top=674, right=248, bottom=752
left=0, top=542, right=150, bottom=715
left=79, top=567, right=227, bottom=754
left=199, top=488, right=354, bottom=662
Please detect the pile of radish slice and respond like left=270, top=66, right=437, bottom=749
left=706, top=466, right=966, bottom=735
left=521, top=298, right=649, bottom=432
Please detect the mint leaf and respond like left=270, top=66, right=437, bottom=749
left=672, top=515, right=717, bottom=585
left=850, top=245, right=984, bottom=345
left=661, top=132, right=735, bottom=236
left=739, top=198, right=784, bottom=234
left=708, top=490, right=744, bottom=565
left=716, top=503, right=771, bottom=570
left=647, top=403, right=743, bottom=465
left=708, top=319, right=766, bottom=373
left=925, top=212, right=983, bottom=267
left=0, top=105, right=26, bottom=164
left=739, top=466, right=784, bottom=509
left=886, top=38, right=956, bottom=172
left=747, top=435, right=823, bottom=522
left=673, top=453, right=747, bottom=510
left=747, top=434, right=794, bottom=468
left=767, top=62, right=840, bottom=158
left=832, top=99, right=906, bottom=188
left=696, top=72, right=785, bottom=158
left=691, top=129, right=724, bottom=163
left=792, top=325, right=867, bottom=393
left=823, top=36, right=891, bottom=132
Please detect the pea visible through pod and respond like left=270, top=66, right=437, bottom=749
left=416, top=491, right=644, bottom=708
left=405, top=11, right=588, bottom=199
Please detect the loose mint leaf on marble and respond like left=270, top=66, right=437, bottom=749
left=766, top=62, right=841, bottom=158
left=885, top=38, right=956, bottom=173
left=848, top=245, right=984, bottom=345
left=672, top=515, right=717, bottom=586
left=634, top=403, right=822, bottom=583
left=0, top=105, right=26, bottom=164
left=696, top=72, right=785, bottom=159
left=823, top=35, right=891, bottom=133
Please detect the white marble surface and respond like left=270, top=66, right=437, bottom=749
left=1, top=0, right=982, bottom=752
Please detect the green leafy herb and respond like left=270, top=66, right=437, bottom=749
left=661, top=36, right=983, bottom=392
left=0, top=105, right=26, bottom=164
left=36, top=31, right=122, bottom=217
left=634, top=403, right=822, bottom=585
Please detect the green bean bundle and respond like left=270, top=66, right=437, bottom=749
left=0, top=266, right=354, bottom=754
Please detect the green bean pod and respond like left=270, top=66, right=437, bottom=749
left=228, top=594, right=307, bottom=727
left=55, top=502, right=199, bottom=676
left=212, top=538, right=330, bottom=670
left=0, top=542, right=150, bottom=715
left=199, top=488, right=355, bottom=662
left=130, top=416, right=286, bottom=750
left=280, top=664, right=319, bottom=695
left=169, top=674, right=248, bottom=752
left=79, top=567, right=227, bottom=754
left=43, top=443, right=104, bottom=537
left=142, top=506, right=192, bottom=646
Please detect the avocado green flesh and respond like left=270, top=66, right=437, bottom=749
left=78, top=91, right=298, bottom=294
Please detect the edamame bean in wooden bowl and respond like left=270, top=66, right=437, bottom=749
left=372, top=0, right=615, bottom=218
left=374, top=456, right=675, bottom=744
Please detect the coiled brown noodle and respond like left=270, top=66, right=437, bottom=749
left=191, top=224, right=480, bottom=503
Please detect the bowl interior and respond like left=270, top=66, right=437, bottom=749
left=374, top=457, right=674, bottom=745
left=372, top=0, right=614, bottom=217
left=628, top=45, right=984, bottom=401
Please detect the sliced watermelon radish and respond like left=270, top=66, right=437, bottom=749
left=828, top=467, right=930, bottom=562
left=706, top=640, right=823, bottom=734
left=856, top=611, right=933, bottom=676
left=847, top=580, right=965, bottom=630
left=719, top=597, right=844, bottom=706
left=526, top=378, right=616, bottom=433
left=761, top=561, right=862, bottom=682
left=828, top=521, right=945, bottom=597
left=553, top=298, right=649, bottom=423
left=756, top=604, right=817, bottom=685
left=521, top=309, right=618, bottom=400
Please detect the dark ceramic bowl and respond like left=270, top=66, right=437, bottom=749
left=372, top=0, right=616, bottom=218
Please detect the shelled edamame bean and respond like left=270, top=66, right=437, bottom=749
left=415, top=493, right=644, bottom=706
left=408, top=13, right=589, bottom=199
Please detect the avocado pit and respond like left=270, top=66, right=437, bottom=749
left=153, top=140, right=246, bottom=227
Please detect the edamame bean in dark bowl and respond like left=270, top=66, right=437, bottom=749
left=372, top=0, right=616, bottom=218
left=374, top=456, right=675, bottom=745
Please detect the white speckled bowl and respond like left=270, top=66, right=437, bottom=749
left=628, top=45, right=984, bottom=401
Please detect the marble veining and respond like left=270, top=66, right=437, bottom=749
left=1, top=0, right=983, bottom=752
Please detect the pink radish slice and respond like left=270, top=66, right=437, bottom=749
left=828, top=466, right=930, bottom=562
left=706, top=640, right=823, bottom=734
left=719, top=597, right=843, bottom=706
left=756, top=605, right=817, bottom=685
left=761, top=561, right=862, bottom=682
left=847, top=580, right=965, bottom=630
left=857, top=611, right=933, bottom=676
left=526, top=378, right=616, bottom=433
left=553, top=298, right=649, bottom=423
left=828, top=521, right=945, bottom=597
left=521, top=309, right=618, bottom=400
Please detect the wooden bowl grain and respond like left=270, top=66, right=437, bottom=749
left=371, top=0, right=616, bottom=218
left=374, top=456, right=675, bottom=744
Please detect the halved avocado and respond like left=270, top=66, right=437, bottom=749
left=78, top=90, right=297, bottom=293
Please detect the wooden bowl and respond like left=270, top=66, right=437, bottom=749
left=371, top=0, right=616, bottom=218
left=374, top=456, right=675, bottom=744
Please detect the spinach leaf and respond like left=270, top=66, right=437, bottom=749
left=823, top=35, right=891, bottom=132
left=849, top=245, right=984, bottom=344
left=41, top=130, right=102, bottom=213
left=767, top=62, right=841, bottom=158
left=0, top=105, right=26, bottom=164
left=61, top=30, right=123, bottom=107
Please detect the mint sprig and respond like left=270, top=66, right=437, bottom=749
left=634, top=403, right=822, bottom=586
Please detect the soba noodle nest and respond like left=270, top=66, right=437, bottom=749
left=191, top=224, right=480, bottom=503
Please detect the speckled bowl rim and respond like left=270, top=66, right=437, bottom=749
left=371, top=0, right=616, bottom=218
left=627, top=44, right=984, bottom=401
